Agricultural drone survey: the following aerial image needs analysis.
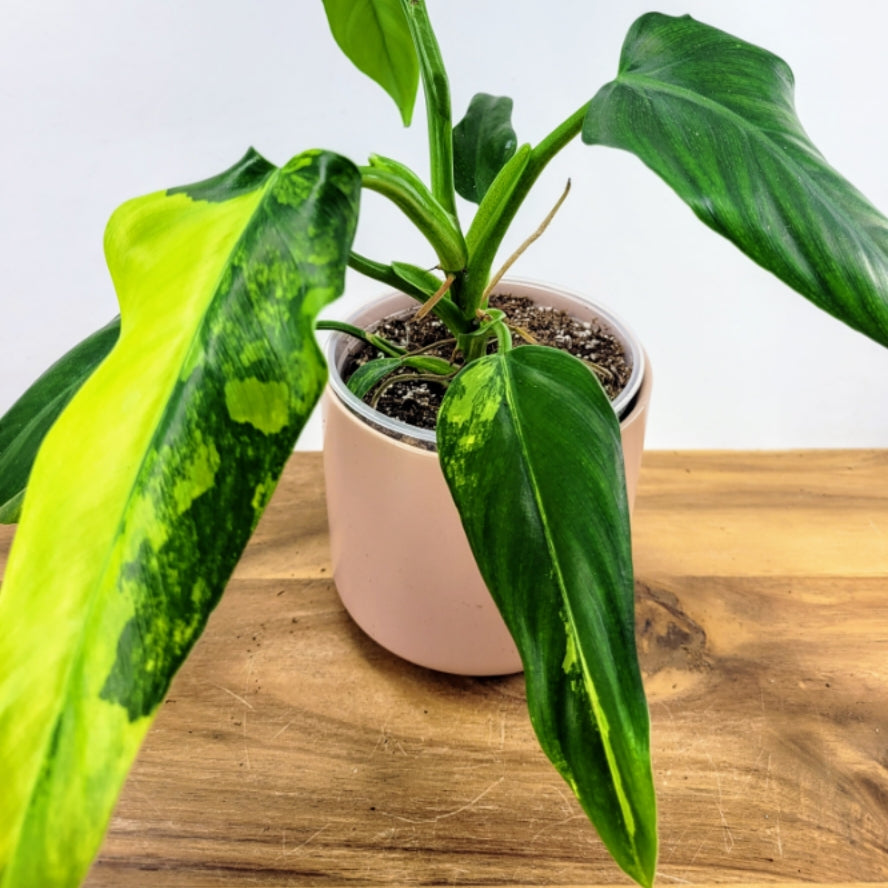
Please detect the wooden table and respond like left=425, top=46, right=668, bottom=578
left=2, top=451, right=887, bottom=887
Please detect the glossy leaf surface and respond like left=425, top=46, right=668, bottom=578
left=583, top=12, right=888, bottom=348
left=0, top=317, right=119, bottom=523
left=0, top=148, right=360, bottom=887
left=437, top=346, right=656, bottom=888
left=453, top=93, right=518, bottom=204
left=322, top=0, right=419, bottom=126
left=347, top=357, right=402, bottom=399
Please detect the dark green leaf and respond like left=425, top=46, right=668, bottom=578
left=583, top=12, right=888, bottom=348
left=453, top=93, right=518, bottom=203
left=347, top=354, right=454, bottom=400
left=347, top=357, right=402, bottom=399
left=437, top=346, right=656, bottom=888
left=0, top=317, right=120, bottom=523
left=322, top=0, right=419, bottom=126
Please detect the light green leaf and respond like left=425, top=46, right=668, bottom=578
left=322, top=0, right=419, bottom=126
left=0, top=317, right=120, bottom=523
left=453, top=93, right=518, bottom=204
left=583, top=12, right=888, bottom=348
left=0, top=147, right=360, bottom=887
left=437, top=346, right=656, bottom=888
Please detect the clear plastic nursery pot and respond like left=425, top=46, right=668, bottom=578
left=322, top=280, right=652, bottom=676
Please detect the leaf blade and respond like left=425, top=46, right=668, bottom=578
left=583, top=12, right=888, bottom=348
left=322, top=0, right=419, bottom=126
left=0, top=317, right=120, bottom=523
left=0, top=148, right=360, bottom=886
left=453, top=93, right=518, bottom=204
left=437, top=346, right=656, bottom=888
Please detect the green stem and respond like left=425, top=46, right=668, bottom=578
left=400, top=0, right=457, bottom=218
left=348, top=251, right=418, bottom=295
left=463, top=101, right=589, bottom=312
left=315, top=319, right=406, bottom=358
left=493, top=319, right=513, bottom=353
left=346, top=252, right=471, bottom=335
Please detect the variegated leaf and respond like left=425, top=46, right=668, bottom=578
left=437, top=346, right=656, bottom=888
left=0, top=147, right=360, bottom=887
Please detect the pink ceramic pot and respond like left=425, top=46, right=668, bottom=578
left=322, top=280, right=652, bottom=676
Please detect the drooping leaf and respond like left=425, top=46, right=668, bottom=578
left=583, top=12, right=888, bottom=348
left=0, top=147, right=360, bottom=887
left=437, top=346, right=656, bottom=888
left=322, top=0, right=419, bottom=126
left=0, top=317, right=120, bottom=523
left=453, top=93, right=518, bottom=203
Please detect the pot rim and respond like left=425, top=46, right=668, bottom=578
left=325, top=277, right=646, bottom=448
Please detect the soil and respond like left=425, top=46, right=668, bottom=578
left=341, top=291, right=633, bottom=432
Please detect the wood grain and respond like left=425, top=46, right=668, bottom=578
left=1, top=451, right=886, bottom=886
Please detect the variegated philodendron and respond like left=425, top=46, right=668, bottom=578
left=3, top=2, right=888, bottom=887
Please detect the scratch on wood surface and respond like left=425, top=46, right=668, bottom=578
left=270, top=719, right=294, bottom=741
left=242, top=709, right=251, bottom=771
left=486, top=709, right=507, bottom=751
left=708, top=756, right=735, bottom=853
left=371, top=724, right=409, bottom=757
left=656, top=873, right=693, bottom=884
left=123, top=777, right=174, bottom=824
left=212, top=684, right=254, bottom=710
left=775, top=807, right=784, bottom=858
left=379, top=777, right=504, bottom=825
left=277, top=824, right=329, bottom=858
left=529, top=812, right=586, bottom=844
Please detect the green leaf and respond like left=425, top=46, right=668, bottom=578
left=391, top=261, right=444, bottom=296
left=583, top=12, right=888, bottom=348
left=437, top=346, right=656, bottom=888
left=402, top=355, right=453, bottom=375
left=453, top=93, right=518, bottom=204
left=322, top=0, right=419, bottom=126
left=348, top=355, right=454, bottom=400
left=462, top=143, right=532, bottom=311
left=0, top=148, right=360, bottom=887
left=0, top=317, right=120, bottom=523
left=347, top=357, right=402, bottom=399
left=390, top=262, right=467, bottom=333
left=362, top=154, right=467, bottom=270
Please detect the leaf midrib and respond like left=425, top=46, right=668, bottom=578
left=616, top=70, right=886, bottom=251
left=500, top=355, right=639, bottom=856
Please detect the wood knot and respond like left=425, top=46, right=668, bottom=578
left=635, top=582, right=712, bottom=680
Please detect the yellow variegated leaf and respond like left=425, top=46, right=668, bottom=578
left=0, top=148, right=360, bottom=887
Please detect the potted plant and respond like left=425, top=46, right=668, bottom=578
left=1, top=3, right=887, bottom=886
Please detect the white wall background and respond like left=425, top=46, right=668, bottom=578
left=1, top=0, right=886, bottom=450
